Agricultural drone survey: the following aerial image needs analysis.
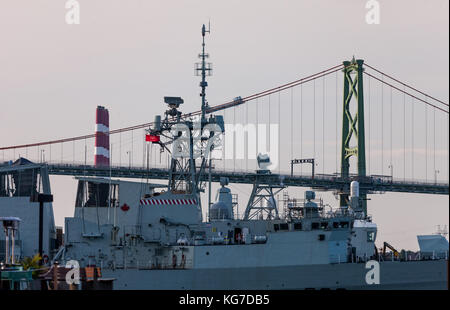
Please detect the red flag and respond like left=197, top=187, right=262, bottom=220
left=146, top=134, right=160, bottom=143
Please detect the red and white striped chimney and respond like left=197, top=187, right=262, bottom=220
left=94, top=106, right=110, bottom=167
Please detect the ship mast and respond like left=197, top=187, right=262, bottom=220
left=197, top=23, right=212, bottom=124
left=146, top=23, right=223, bottom=204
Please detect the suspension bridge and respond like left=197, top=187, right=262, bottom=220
left=1, top=59, right=449, bottom=210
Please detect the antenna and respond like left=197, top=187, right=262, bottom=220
left=195, top=23, right=212, bottom=124
left=202, top=20, right=211, bottom=36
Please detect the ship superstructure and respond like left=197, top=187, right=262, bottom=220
left=0, top=158, right=58, bottom=262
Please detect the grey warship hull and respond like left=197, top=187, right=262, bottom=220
left=104, top=260, right=447, bottom=290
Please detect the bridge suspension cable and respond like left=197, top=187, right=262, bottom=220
left=206, top=64, right=344, bottom=113
left=364, top=63, right=449, bottom=108
left=1, top=60, right=447, bottom=185
left=363, top=71, right=449, bottom=114
left=362, top=63, right=448, bottom=184
left=0, top=64, right=344, bottom=151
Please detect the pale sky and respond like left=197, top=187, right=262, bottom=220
left=0, top=0, right=448, bottom=250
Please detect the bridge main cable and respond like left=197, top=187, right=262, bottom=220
left=364, top=63, right=449, bottom=108
left=206, top=64, right=344, bottom=113
left=0, top=64, right=343, bottom=151
left=363, top=71, right=449, bottom=114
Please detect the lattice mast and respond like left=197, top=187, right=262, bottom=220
left=197, top=22, right=212, bottom=124
left=146, top=24, right=223, bottom=204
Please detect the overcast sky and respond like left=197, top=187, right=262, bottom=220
left=0, top=0, right=448, bottom=250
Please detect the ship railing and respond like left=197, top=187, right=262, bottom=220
left=415, top=250, right=449, bottom=261
left=376, top=250, right=449, bottom=263
left=298, top=210, right=364, bottom=220
left=333, top=250, right=449, bottom=265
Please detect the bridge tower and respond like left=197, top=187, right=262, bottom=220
left=340, top=58, right=367, bottom=214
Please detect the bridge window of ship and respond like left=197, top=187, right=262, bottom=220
left=311, top=222, right=320, bottom=230
left=273, top=224, right=280, bottom=231
left=333, top=222, right=339, bottom=229
left=367, top=231, right=375, bottom=242
left=279, top=223, right=289, bottom=231
left=0, top=160, right=45, bottom=197
left=293, top=223, right=302, bottom=230
left=75, top=179, right=119, bottom=208
left=320, top=222, right=328, bottom=230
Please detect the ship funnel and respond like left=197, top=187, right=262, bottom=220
left=94, top=106, right=110, bottom=167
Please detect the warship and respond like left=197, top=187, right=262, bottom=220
left=0, top=24, right=448, bottom=290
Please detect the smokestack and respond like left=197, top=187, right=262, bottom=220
left=94, top=106, right=110, bottom=167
